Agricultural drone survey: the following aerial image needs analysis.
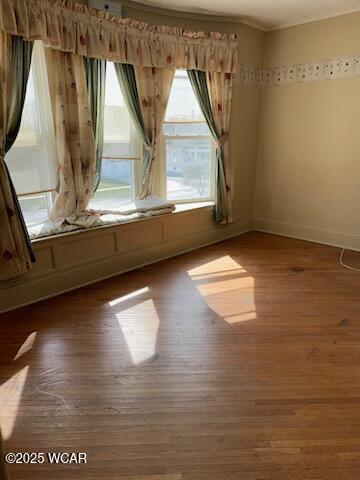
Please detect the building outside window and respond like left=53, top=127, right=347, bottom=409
left=162, top=69, right=215, bottom=203
left=89, top=61, right=141, bottom=211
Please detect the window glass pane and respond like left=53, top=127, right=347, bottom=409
left=166, top=138, right=212, bottom=200
left=89, top=160, right=133, bottom=210
left=164, top=70, right=213, bottom=202
left=103, top=63, right=140, bottom=158
left=165, top=70, right=204, bottom=122
left=163, top=123, right=210, bottom=136
left=19, top=194, right=49, bottom=227
left=5, top=41, right=57, bottom=195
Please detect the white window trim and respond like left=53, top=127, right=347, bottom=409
left=14, top=41, right=57, bottom=226
left=159, top=130, right=216, bottom=204
left=160, top=68, right=216, bottom=204
left=94, top=158, right=138, bottom=204
left=18, top=191, right=54, bottom=228
left=98, top=88, right=142, bottom=204
left=14, top=40, right=58, bottom=199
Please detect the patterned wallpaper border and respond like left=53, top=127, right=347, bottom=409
left=239, top=54, right=360, bottom=86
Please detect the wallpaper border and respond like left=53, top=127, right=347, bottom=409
left=239, top=54, right=360, bottom=86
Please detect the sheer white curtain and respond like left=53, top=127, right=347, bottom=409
left=5, top=41, right=57, bottom=196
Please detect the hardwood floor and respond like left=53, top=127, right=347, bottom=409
left=1, top=232, right=360, bottom=479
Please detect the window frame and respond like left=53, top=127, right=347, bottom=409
left=159, top=69, right=216, bottom=204
left=93, top=62, right=142, bottom=205
left=13, top=41, right=57, bottom=226
left=160, top=121, right=216, bottom=204
left=18, top=191, right=54, bottom=228
left=93, top=157, right=142, bottom=205
left=15, top=62, right=217, bottom=231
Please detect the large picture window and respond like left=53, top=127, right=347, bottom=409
left=89, top=62, right=141, bottom=211
left=7, top=61, right=214, bottom=232
left=162, top=70, right=214, bottom=203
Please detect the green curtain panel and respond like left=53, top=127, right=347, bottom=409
left=113, top=62, right=151, bottom=197
left=84, top=57, right=106, bottom=191
left=187, top=69, right=230, bottom=224
left=5, top=36, right=33, bottom=152
left=5, top=36, right=35, bottom=263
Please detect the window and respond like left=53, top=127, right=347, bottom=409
left=162, top=70, right=214, bottom=203
left=5, top=41, right=57, bottom=227
left=89, top=62, right=141, bottom=211
left=8, top=61, right=211, bottom=233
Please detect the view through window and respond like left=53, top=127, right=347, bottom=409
left=89, top=62, right=141, bottom=211
left=8, top=63, right=214, bottom=230
left=5, top=41, right=57, bottom=227
left=163, top=70, right=214, bottom=202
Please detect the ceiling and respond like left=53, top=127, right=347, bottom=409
left=126, top=0, right=360, bottom=30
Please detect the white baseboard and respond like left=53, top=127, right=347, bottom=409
left=253, top=217, right=360, bottom=252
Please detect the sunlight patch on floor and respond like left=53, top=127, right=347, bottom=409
left=224, top=311, right=257, bottom=324
left=188, top=255, right=246, bottom=278
left=196, top=276, right=254, bottom=296
left=13, top=332, right=37, bottom=361
left=113, top=299, right=159, bottom=365
left=188, top=255, right=256, bottom=324
left=109, top=287, right=150, bottom=307
left=0, top=366, right=29, bottom=440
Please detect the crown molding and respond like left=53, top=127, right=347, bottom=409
left=118, top=0, right=266, bottom=31
left=267, top=6, right=360, bottom=32
left=118, top=0, right=360, bottom=33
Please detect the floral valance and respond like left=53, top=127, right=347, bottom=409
left=0, top=0, right=239, bottom=73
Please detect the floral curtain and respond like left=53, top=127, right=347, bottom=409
left=206, top=71, right=233, bottom=223
left=188, top=70, right=233, bottom=223
left=0, top=0, right=238, bottom=74
left=45, top=47, right=96, bottom=223
left=0, top=31, right=34, bottom=281
left=134, top=66, right=174, bottom=198
left=115, top=63, right=174, bottom=199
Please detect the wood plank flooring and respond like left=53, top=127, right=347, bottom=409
left=1, top=232, right=360, bottom=479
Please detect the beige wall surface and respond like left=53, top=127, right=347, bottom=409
left=255, top=12, right=360, bottom=250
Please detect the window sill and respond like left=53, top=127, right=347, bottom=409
left=31, top=201, right=215, bottom=244
left=174, top=201, right=214, bottom=213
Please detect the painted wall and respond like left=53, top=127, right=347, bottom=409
left=254, top=12, right=360, bottom=250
